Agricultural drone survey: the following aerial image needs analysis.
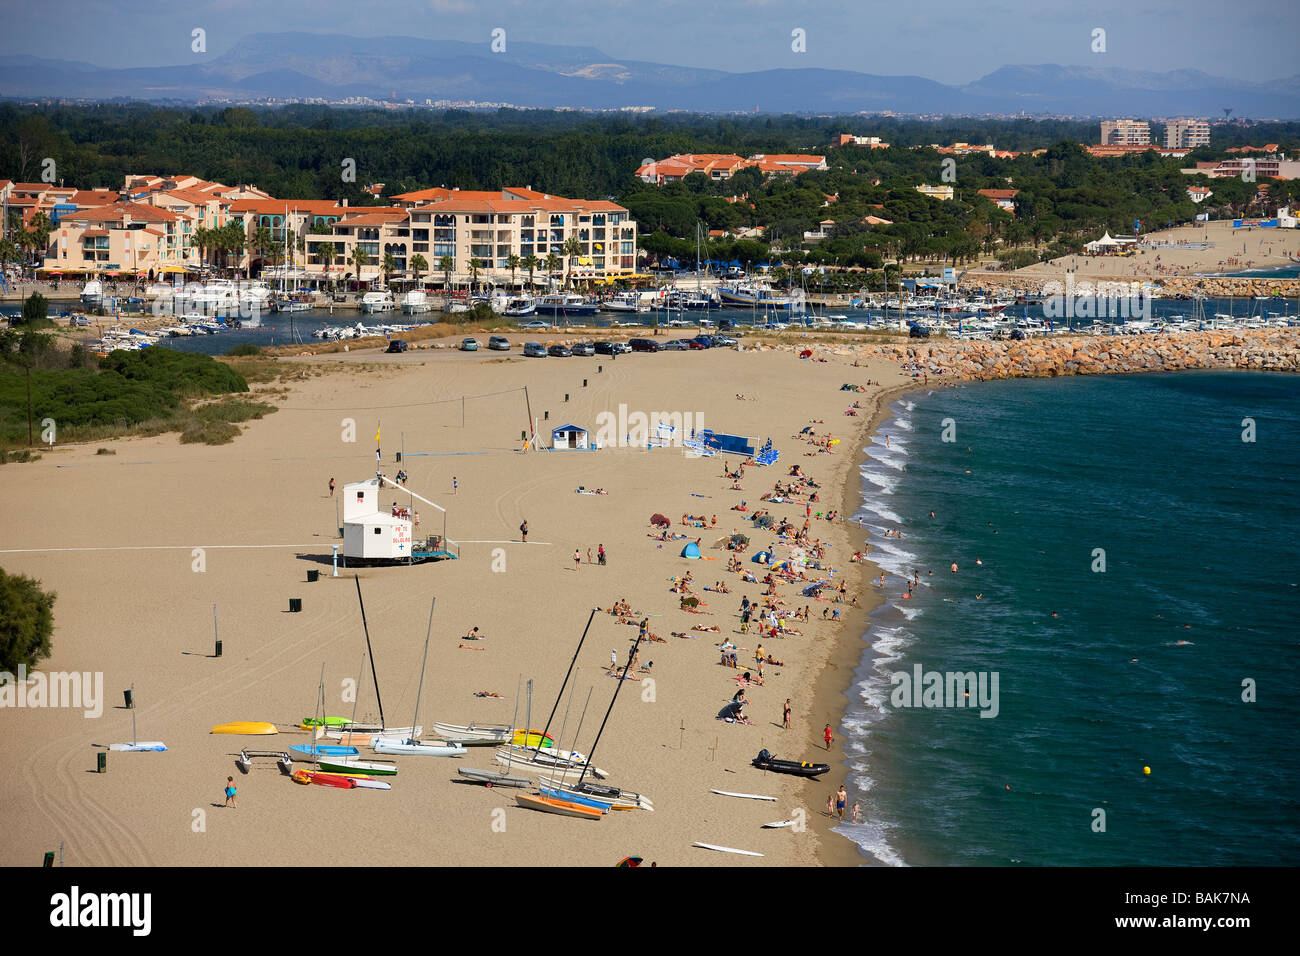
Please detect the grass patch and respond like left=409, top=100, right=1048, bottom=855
left=179, top=419, right=241, bottom=445
left=0, top=448, right=41, bottom=464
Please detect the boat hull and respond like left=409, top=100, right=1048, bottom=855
left=317, top=758, right=399, bottom=776
left=515, top=793, right=602, bottom=820
left=372, top=737, right=467, bottom=757
left=458, top=767, right=532, bottom=788
left=211, top=721, right=277, bottom=735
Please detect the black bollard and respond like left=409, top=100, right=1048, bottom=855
left=123, top=688, right=134, bottom=709
left=43, top=852, right=54, bottom=868
left=97, top=752, right=106, bottom=774
left=289, top=598, right=302, bottom=613
left=215, top=639, right=223, bottom=658
left=583, top=379, right=588, bottom=387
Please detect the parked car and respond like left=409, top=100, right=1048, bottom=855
left=385, top=340, right=408, bottom=353
left=594, top=341, right=617, bottom=355
left=611, top=341, right=632, bottom=354
left=908, top=324, right=931, bottom=339
left=629, top=338, right=661, bottom=352
left=685, top=339, right=707, bottom=350
left=570, top=341, right=595, bottom=356
left=522, top=320, right=550, bottom=330
left=523, top=342, right=547, bottom=357
left=660, top=339, right=690, bottom=351
left=487, top=335, right=511, bottom=351
left=459, top=337, right=479, bottom=351
left=548, top=344, right=573, bottom=357
left=689, top=335, right=714, bottom=349
left=712, top=335, right=738, bottom=346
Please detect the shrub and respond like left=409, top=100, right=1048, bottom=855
left=0, top=568, right=56, bottom=674
left=226, top=343, right=262, bottom=357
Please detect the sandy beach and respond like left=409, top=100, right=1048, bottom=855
left=1013, top=219, right=1299, bottom=283
left=0, top=338, right=911, bottom=867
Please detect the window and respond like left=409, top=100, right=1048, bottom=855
left=374, top=527, right=382, bottom=535
left=433, top=243, right=456, bottom=258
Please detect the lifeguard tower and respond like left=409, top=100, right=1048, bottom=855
left=340, top=474, right=457, bottom=566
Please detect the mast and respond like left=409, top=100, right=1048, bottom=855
left=408, top=597, right=436, bottom=742
left=504, top=674, right=521, bottom=774
left=533, top=608, right=596, bottom=757
left=354, top=574, right=386, bottom=731
left=577, top=631, right=644, bottom=786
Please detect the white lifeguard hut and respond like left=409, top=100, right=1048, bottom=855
left=551, top=424, right=589, bottom=450
left=341, top=475, right=455, bottom=565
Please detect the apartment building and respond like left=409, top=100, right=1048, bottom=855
left=1099, top=120, right=1151, bottom=146
left=41, top=202, right=188, bottom=276
left=916, top=184, right=955, bottom=201
left=1165, top=119, right=1210, bottom=150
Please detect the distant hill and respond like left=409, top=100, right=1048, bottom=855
left=2, top=33, right=1297, bottom=118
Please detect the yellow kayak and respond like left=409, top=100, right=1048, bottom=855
left=211, top=721, right=278, bottom=735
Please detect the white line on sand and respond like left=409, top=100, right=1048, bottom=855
left=0, top=545, right=321, bottom=553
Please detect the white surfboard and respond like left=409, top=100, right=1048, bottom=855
left=762, top=820, right=797, bottom=828
left=710, top=789, right=776, bottom=801
left=693, top=841, right=764, bottom=857
left=108, top=742, right=167, bottom=751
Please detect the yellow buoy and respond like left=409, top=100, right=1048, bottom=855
left=1143, top=766, right=1151, bottom=775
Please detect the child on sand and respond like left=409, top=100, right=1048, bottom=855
left=225, top=776, right=237, bottom=808
left=824, top=723, right=834, bottom=751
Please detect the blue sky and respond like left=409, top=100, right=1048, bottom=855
left=4, top=0, right=1296, bottom=84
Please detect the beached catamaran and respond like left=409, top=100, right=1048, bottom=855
left=314, top=660, right=399, bottom=777
left=371, top=597, right=466, bottom=758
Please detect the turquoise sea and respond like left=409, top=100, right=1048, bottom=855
left=837, top=371, right=1300, bottom=866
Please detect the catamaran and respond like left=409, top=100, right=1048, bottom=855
left=370, top=597, right=467, bottom=758
left=457, top=676, right=533, bottom=788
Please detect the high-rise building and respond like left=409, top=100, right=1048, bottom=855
left=1100, top=120, right=1151, bottom=146
left=1165, top=119, right=1210, bottom=150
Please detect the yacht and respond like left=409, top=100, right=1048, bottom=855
left=361, top=290, right=395, bottom=314
left=503, top=295, right=537, bottom=317
left=602, top=291, right=649, bottom=313
left=535, top=293, right=599, bottom=317
left=400, top=290, right=433, bottom=315
left=80, top=280, right=103, bottom=308
left=717, top=282, right=792, bottom=309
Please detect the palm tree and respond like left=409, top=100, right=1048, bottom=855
left=0, top=237, right=18, bottom=276
left=190, top=226, right=210, bottom=270
left=507, top=253, right=521, bottom=290
left=468, top=257, right=480, bottom=293
left=523, top=253, right=540, bottom=290
left=438, top=254, right=453, bottom=291
left=222, top=223, right=246, bottom=278
left=318, top=241, right=337, bottom=291
left=26, top=211, right=52, bottom=269
left=562, top=236, right=582, bottom=289
left=544, top=252, right=561, bottom=290
left=349, top=246, right=370, bottom=285
left=382, top=251, right=396, bottom=288
left=251, top=225, right=274, bottom=274
left=410, top=253, right=428, bottom=286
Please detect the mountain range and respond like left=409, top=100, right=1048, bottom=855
left=2, top=32, right=1297, bottom=118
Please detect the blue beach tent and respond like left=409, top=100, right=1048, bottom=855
left=680, top=541, right=701, bottom=559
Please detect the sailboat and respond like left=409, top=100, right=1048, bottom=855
left=290, top=664, right=361, bottom=762
left=372, top=597, right=467, bottom=758
left=314, top=658, right=399, bottom=777
left=324, top=577, right=422, bottom=745
left=108, top=684, right=167, bottom=752
left=457, top=676, right=532, bottom=788
left=538, top=632, right=654, bottom=809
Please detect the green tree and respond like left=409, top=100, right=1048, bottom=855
left=409, top=253, right=428, bottom=283
left=438, top=254, right=453, bottom=290
left=544, top=252, right=561, bottom=288
left=382, top=251, right=396, bottom=288
left=318, top=241, right=337, bottom=289
left=348, top=246, right=369, bottom=282
left=561, top=236, right=582, bottom=288
left=0, top=568, right=56, bottom=675
left=507, top=253, right=520, bottom=289
left=20, top=291, right=48, bottom=325
left=523, top=253, right=540, bottom=289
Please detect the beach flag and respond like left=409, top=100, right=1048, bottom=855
left=375, top=424, right=381, bottom=461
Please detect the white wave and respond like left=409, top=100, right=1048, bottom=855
left=833, top=816, right=909, bottom=867
left=894, top=418, right=914, bottom=432
left=860, top=470, right=898, bottom=494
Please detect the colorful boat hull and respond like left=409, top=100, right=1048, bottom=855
left=211, top=722, right=278, bottom=735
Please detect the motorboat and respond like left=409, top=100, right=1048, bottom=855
left=401, top=290, right=432, bottom=314
left=535, top=293, right=599, bottom=317
left=360, top=290, right=395, bottom=313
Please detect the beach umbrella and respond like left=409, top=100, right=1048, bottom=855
left=650, top=513, right=671, bottom=528
left=616, top=856, right=644, bottom=868
left=753, top=514, right=774, bottom=529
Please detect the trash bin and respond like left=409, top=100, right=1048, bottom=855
left=307, top=570, right=320, bottom=583
left=289, top=598, right=302, bottom=613
left=396, top=452, right=402, bottom=463
left=97, top=752, right=106, bottom=774
left=123, top=688, right=134, bottom=709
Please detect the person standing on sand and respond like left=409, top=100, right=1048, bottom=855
left=835, top=785, right=847, bottom=820
left=225, top=776, right=237, bottom=808
left=783, top=698, right=792, bottom=730
left=453, top=476, right=458, bottom=495
left=587, top=547, right=593, bottom=564
left=329, top=477, right=335, bottom=497
left=824, top=723, right=834, bottom=750
left=574, top=549, right=582, bottom=571
left=520, top=520, right=528, bottom=543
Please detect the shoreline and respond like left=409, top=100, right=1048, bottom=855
left=803, top=379, right=918, bottom=866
